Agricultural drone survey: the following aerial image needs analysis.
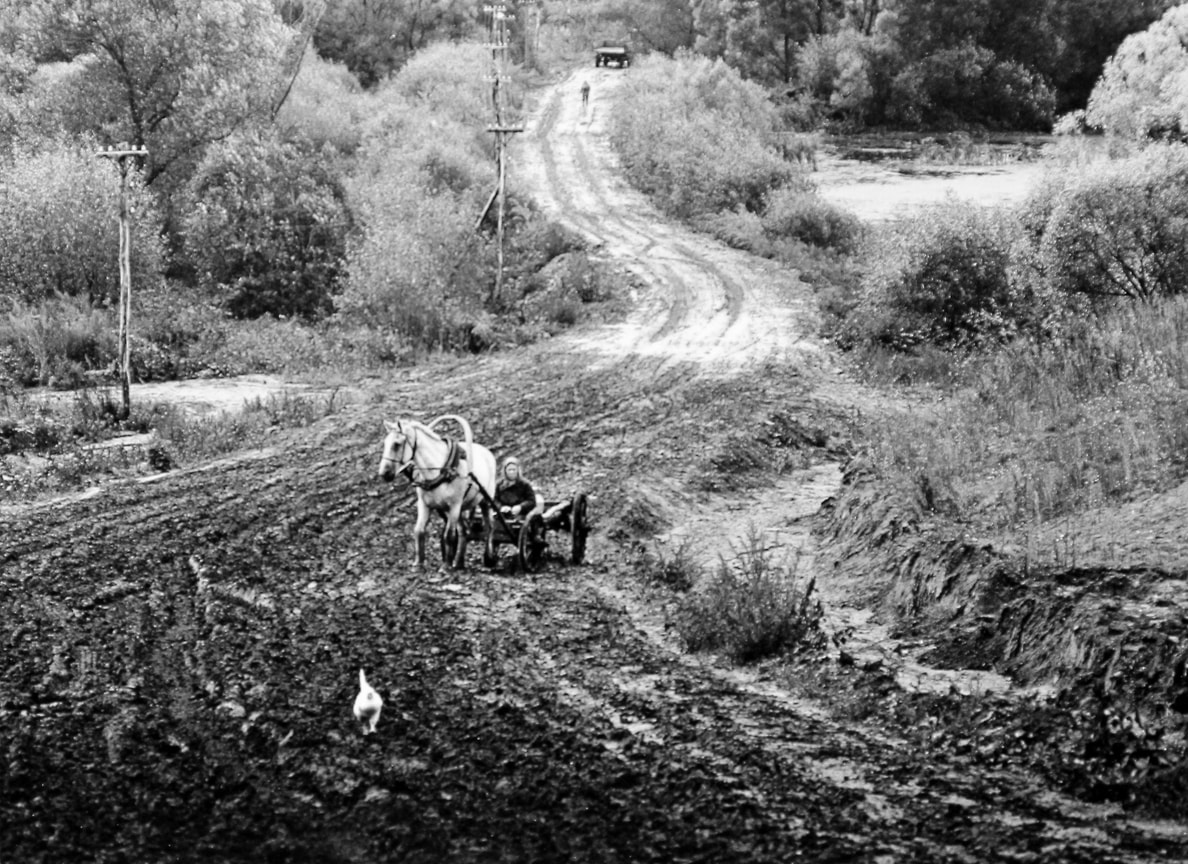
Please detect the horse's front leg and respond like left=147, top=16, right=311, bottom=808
left=449, top=501, right=467, bottom=570
left=413, top=496, right=429, bottom=568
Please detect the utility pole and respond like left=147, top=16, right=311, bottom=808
left=480, top=3, right=523, bottom=306
left=96, top=142, right=148, bottom=420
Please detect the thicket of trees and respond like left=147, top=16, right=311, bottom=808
left=1, top=0, right=1186, bottom=387
left=536, top=0, right=1177, bottom=130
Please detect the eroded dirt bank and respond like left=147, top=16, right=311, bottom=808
left=3, top=70, right=1187, bottom=862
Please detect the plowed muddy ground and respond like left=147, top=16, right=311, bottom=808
left=3, top=70, right=1187, bottom=862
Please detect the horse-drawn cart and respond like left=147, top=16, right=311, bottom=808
left=443, top=492, right=590, bottom=573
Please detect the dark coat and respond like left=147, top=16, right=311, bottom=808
left=495, top=477, right=537, bottom=511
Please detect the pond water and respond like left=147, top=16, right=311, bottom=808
left=814, top=139, right=1050, bottom=222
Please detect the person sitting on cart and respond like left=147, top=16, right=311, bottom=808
left=495, top=457, right=542, bottom=519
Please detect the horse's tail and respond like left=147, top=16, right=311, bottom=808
left=429, top=414, right=474, bottom=470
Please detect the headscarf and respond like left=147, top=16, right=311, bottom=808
left=502, top=456, right=522, bottom=481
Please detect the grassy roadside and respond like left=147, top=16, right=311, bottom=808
left=0, top=385, right=351, bottom=503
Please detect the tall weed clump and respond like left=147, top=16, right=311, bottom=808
left=0, top=134, right=165, bottom=304
left=673, top=528, right=824, bottom=664
left=865, top=296, right=1188, bottom=530
left=0, top=295, right=116, bottom=386
left=609, top=54, right=795, bottom=219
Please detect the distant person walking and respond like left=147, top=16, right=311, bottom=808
left=580, top=79, right=590, bottom=109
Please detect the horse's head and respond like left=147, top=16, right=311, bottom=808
left=378, top=419, right=413, bottom=482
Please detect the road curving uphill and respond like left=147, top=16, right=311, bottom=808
left=2, top=73, right=1185, bottom=863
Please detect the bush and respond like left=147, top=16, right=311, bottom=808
left=843, top=200, right=1024, bottom=350
left=761, top=186, right=864, bottom=254
left=182, top=129, right=352, bottom=321
left=0, top=134, right=165, bottom=305
left=610, top=54, right=795, bottom=220
left=1034, top=144, right=1188, bottom=303
left=672, top=527, right=824, bottom=664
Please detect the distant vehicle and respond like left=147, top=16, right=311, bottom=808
left=594, top=44, right=630, bottom=68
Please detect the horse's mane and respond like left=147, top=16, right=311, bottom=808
left=395, top=419, right=444, bottom=442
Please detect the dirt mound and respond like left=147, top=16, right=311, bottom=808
left=814, top=458, right=1188, bottom=812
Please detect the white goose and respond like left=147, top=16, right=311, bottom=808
left=353, top=669, right=383, bottom=735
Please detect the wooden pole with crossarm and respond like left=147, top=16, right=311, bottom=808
left=96, top=142, right=148, bottom=420
left=481, top=4, right=523, bottom=305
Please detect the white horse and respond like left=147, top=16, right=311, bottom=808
left=377, top=415, right=497, bottom=569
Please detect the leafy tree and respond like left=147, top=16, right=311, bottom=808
left=1050, top=0, right=1178, bottom=114
left=1085, top=4, right=1188, bottom=140
left=796, top=29, right=896, bottom=126
left=313, top=0, right=476, bottom=87
left=182, top=129, right=352, bottom=320
left=599, top=0, right=696, bottom=56
left=27, top=0, right=291, bottom=195
left=888, top=41, right=1054, bottom=130
left=695, top=0, right=844, bottom=84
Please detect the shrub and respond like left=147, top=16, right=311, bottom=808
left=761, top=186, right=864, bottom=254
left=843, top=200, right=1024, bottom=350
left=636, top=538, right=703, bottom=593
left=1034, top=144, right=1188, bottom=303
left=672, top=527, right=824, bottom=664
left=0, top=134, right=165, bottom=305
left=610, top=54, right=795, bottom=220
left=182, top=129, right=352, bottom=320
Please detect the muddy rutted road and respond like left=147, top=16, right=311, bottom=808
left=520, top=68, right=821, bottom=373
left=3, top=75, right=1187, bottom=862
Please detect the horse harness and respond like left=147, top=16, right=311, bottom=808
left=399, top=432, right=471, bottom=492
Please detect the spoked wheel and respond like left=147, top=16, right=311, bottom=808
left=518, top=513, right=547, bottom=574
left=439, top=523, right=460, bottom=568
left=570, top=493, right=589, bottom=565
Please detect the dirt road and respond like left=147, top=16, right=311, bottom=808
left=3, top=72, right=1186, bottom=862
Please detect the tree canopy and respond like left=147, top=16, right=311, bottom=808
left=1086, top=3, right=1188, bottom=139
left=22, top=0, right=291, bottom=191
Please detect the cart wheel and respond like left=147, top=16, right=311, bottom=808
left=570, top=493, right=589, bottom=565
left=518, top=513, right=546, bottom=574
left=440, top=523, right=460, bottom=567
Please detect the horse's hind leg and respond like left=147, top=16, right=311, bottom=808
left=481, top=502, right=497, bottom=568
